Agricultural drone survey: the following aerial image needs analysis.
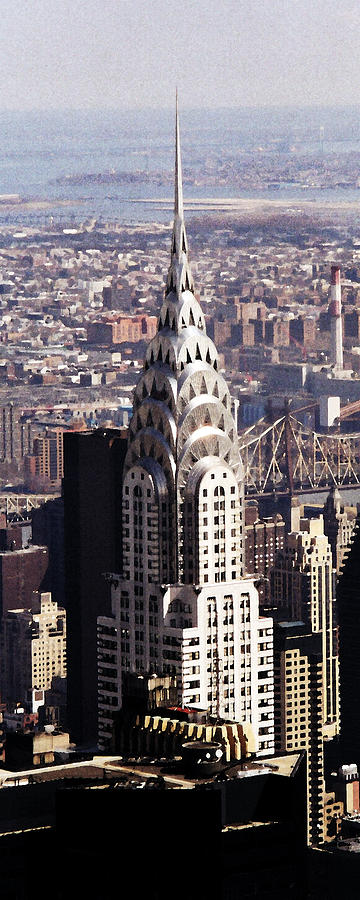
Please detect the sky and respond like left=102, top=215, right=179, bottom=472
left=1, top=0, right=360, bottom=110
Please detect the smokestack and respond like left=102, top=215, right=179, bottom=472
left=330, top=265, right=343, bottom=369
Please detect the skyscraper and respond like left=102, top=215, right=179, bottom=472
left=98, top=101, right=274, bottom=756
left=244, top=500, right=285, bottom=611
left=323, top=485, right=357, bottom=574
left=273, top=621, right=325, bottom=846
left=272, top=517, right=339, bottom=739
left=64, top=427, right=127, bottom=746
left=337, top=515, right=360, bottom=767
left=329, top=265, right=343, bottom=370
left=0, top=591, right=66, bottom=707
left=0, top=403, right=32, bottom=469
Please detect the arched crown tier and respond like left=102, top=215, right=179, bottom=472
left=123, top=96, right=245, bottom=581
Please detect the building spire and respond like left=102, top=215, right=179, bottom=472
left=166, top=92, right=194, bottom=296
left=174, top=88, right=183, bottom=224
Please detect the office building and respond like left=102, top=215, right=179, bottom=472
left=0, top=544, right=49, bottom=618
left=32, top=496, right=65, bottom=608
left=329, top=265, right=343, bottom=370
left=63, top=427, right=127, bottom=745
left=323, top=485, right=357, bottom=573
left=0, top=403, right=32, bottom=468
left=244, top=500, right=285, bottom=610
left=337, top=517, right=360, bottom=767
left=0, top=591, right=66, bottom=707
left=97, top=102, right=274, bottom=757
left=33, top=428, right=64, bottom=485
left=274, top=621, right=325, bottom=846
left=272, top=517, right=339, bottom=739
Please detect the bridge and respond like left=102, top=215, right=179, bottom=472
left=239, top=405, right=360, bottom=496
left=0, top=494, right=60, bottom=521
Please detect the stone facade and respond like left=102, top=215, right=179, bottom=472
left=97, top=103, right=274, bottom=757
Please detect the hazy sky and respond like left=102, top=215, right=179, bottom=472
left=1, top=0, right=360, bottom=110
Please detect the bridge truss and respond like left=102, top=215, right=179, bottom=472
left=239, top=413, right=360, bottom=495
left=0, top=494, right=58, bottom=521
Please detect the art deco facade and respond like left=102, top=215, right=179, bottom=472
left=98, top=104, right=274, bottom=756
left=323, top=485, right=357, bottom=574
left=0, top=591, right=66, bottom=706
left=272, top=517, right=339, bottom=740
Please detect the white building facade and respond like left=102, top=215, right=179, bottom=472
left=0, top=591, right=66, bottom=707
left=98, top=102, right=274, bottom=757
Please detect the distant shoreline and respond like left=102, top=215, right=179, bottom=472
left=127, top=196, right=360, bottom=217
left=0, top=199, right=74, bottom=211
left=129, top=196, right=360, bottom=208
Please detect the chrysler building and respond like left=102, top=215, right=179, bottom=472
left=98, top=101, right=274, bottom=757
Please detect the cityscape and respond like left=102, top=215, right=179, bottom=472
left=3, top=1, right=360, bottom=897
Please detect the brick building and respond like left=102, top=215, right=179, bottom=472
left=0, top=545, right=49, bottom=618
left=244, top=501, right=285, bottom=611
left=87, top=314, right=157, bottom=346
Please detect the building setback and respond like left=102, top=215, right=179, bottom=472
left=0, top=591, right=66, bottom=706
left=272, top=517, right=339, bottom=740
left=322, top=485, right=357, bottom=574
left=98, top=102, right=274, bottom=757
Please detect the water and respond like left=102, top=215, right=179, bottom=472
left=1, top=107, right=360, bottom=225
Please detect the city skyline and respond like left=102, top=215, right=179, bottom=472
left=0, top=31, right=358, bottom=888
